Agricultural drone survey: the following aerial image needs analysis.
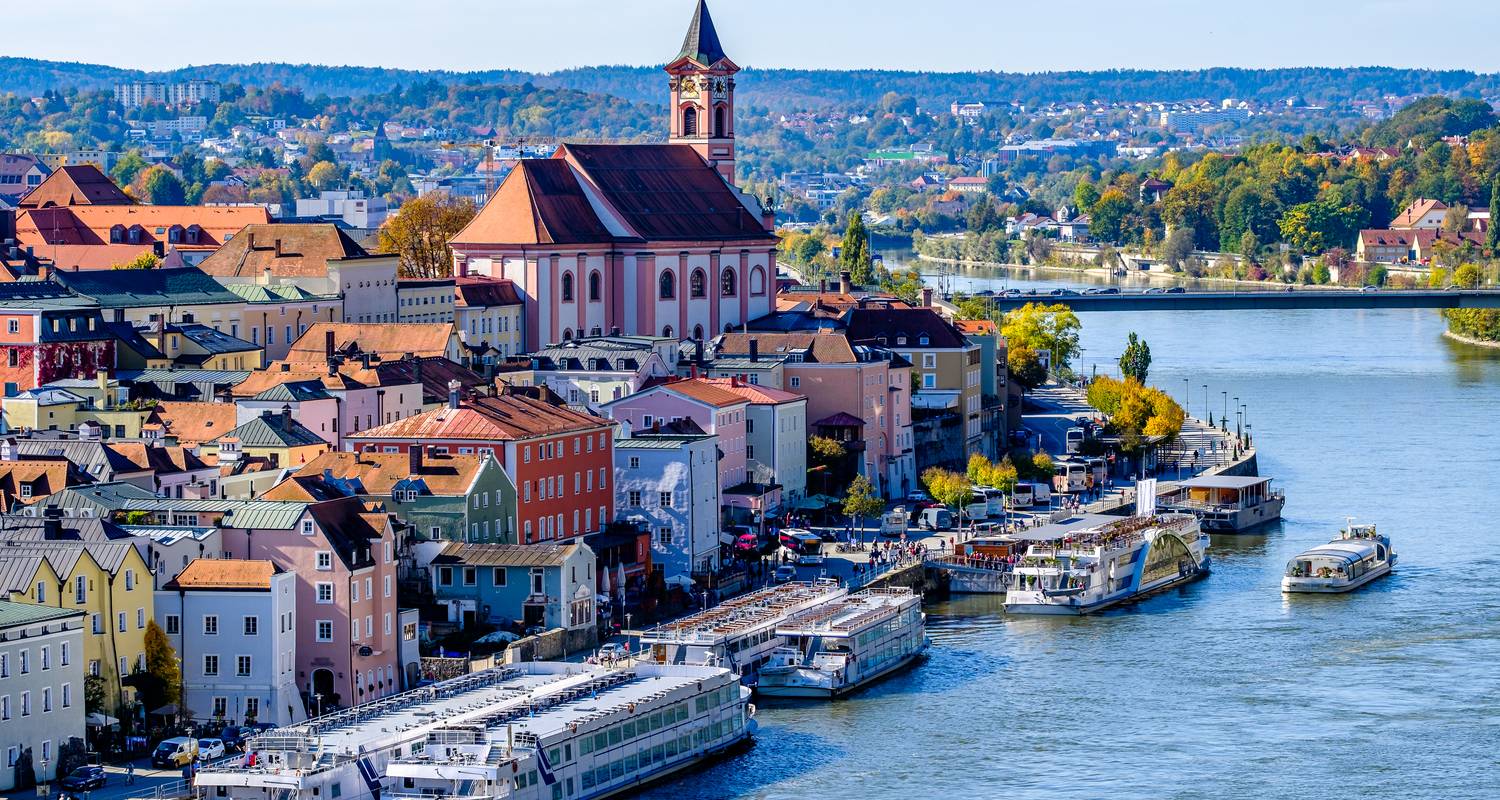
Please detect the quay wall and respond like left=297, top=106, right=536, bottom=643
left=503, top=625, right=599, bottom=664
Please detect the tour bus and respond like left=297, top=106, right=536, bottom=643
left=965, top=491, right=991, bottom=520
left=1086, top=457, right=1108, bottom=487
left=1065, top=426, right=1088, bottom=454
left=780, top=528, right=825, bottom=565
left=970, top=487, right=1007, bottom=519
left=1010, top=481, right=1051, bottom=509
left=1053, top=459, right=1089, bottom=494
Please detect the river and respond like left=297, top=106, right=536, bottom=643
left=640, top=261, right=1500, bottom=800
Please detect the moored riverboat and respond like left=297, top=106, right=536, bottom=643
left=1281, top=522, right=1395, bottom=593
left=757, top=588, right=927, bottom=698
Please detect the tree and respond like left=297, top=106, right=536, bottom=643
left=1073, top=180, right=1100, bottom=215
left=1161, top=226, right=1195, bottom=268
left=839, top=213, right=875, bottom=286
left=1001, top=303, right=1082, bottom=373
left=1277, top=199, right=1365, bottom=254
left=112, top=252, right=161, bottom=270
left=1007, top=344, right=1047, bottom=390
left=1088, top=189, right=1133, bottom=244
left=1442, top=204, right=1470, bottom=235
left=110, top=151, right=150, bottom=187
left=84, top=674, right=107, bottom=715
left=921, top=467, right=973, bottom=527
left=141, top=166, right=186, bottom=205
left=842, top=475, right=886, bottom=545
left=377, top=193, right=478, bottom=279
left=1453, top=263, right=1484, bottom=289
left=1489, top=179, right=1500, bottom=254
left=807, top=435, right=847, bottom=466
left=1085, top=375, right=1185, bottom=452
left=143, top=619, right=181, bottom=711
left=1118, top=332, right=1152, bottom=382
left=306, top=160, right=343, bottom=191
left=967, top=453, right=1018, bottom=492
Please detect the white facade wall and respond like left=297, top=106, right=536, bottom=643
left=614, top=437, right=720, bottom=578
left=0, top=614, right=86, bottom=788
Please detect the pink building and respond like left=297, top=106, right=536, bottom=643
left=217, top=496, right=400, bottom=713
left=600, top=377, right=750, bottom=492
left=448, top=2, right=777, bottom=352
left=715, top=331, right=916, bottom=498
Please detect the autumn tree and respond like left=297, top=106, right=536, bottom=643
left=1452, top=262, right=1484, bottom=289
left=140, top=166, right=186, bottom=205
left=112, top=252, right=161, bottom=270
left=921, top=467, right=974, bottom=526
left=1087, top=189, right=1133, bottom=244
left=1085, top=375, right=1185, bottom=452
left=143, top=619, right=181, bottom=710
left=307, top=160, right=344, bottom=191
left=1007, top=344, right=1047, bottom=390
left=1118, top=332, right=1152, bottom=383
left=842, top=475, right=886, bottom=543
left=1489, top=179, right=1500, bottom=254
left=1001, top=303, right=1081, bottom=373
left=377, top=193, right=478, bottom=279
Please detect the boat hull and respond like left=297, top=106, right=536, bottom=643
left=757, top=646, right=928, bottom=698
left=1282, top=563, right=1392, bottom=593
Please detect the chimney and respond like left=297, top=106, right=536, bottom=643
left=281, top=404, right=293, bottom=431
left=610, top=326, right=621, bottom=337
left=447, top=379, right=461, bottom=409
left=273, top=238, right=283, bottom=257
left=43, top=507, right=65, bottom=540
left=325, top=329, right=335, bottom=360
left=839, top=270, right=852, bottom=294
left=409, top=444, right=422, bottom=475
left=694, top=339, right=704, bottom=367
left=96, top=368, right=110, bottom=401
left=921, top=286, right=934, bottom=307
left=262, top=266, right=273, bottom=286
left=327, top=359, right=338, bottom=377
left=411, top=356, right=422, bottom=391
left=748, top=339, right=759, bottom=362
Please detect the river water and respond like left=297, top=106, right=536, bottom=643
left=641, top=263, right=1500, bottom=800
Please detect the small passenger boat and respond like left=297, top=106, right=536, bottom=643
left=1281, top=521, right=1395, bottom=593
left=756, top=588, right=927, bottom=698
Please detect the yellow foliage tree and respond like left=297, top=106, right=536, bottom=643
left=377, top=193, right=478, bottom=279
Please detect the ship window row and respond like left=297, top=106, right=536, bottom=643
left=694, top=684, right=736, bottom=714
left=513, top=769, right=538, bottom=790
left=579, top=701, right=691, bottom=756
left=579, top=723, right=737, bottom=793
left=727, top=629, right=772, bottom=653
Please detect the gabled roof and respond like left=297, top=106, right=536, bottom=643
left=451, top=159, right=620, bottom=246
left=813, top=411, right=866, bottom=428
left=251, top=380, right=332, bottom=403
left=214, top=412, right=328, bottom=449
left=18, top=164, right=132, bottom=209
left=560, top=144, right=772, bottom=242
left=0, top=457, right=94, bottom=511
left=269, top=450, right=488, bottom=499
left=102, top=442, right=212, bottom=475
left=150, top=402, right=238, bottom=446
left=11, top=439, right=145, bottom=480
left=675, top=0, right=731, bottom=67
left=173, top=323, right=261, bottom=356
left=432, top=541, right=578, bottom=568
left=454, top=275, right=522, bottom=308
left=717, top=331, right=865, bottom=364
left=196, top=223, right=372, bottom=278
left=52, top=265, right=242, bottom=308
left=645, top=377, right=752, bottom=409
left=163, top=558, right=278, bottom=591
left=350, top=390, right=609, bottom=444
left=843, top=307, right=970, bottom=349
left=305, top=496, right=387, bottom=570
left=17, top=205, right=268, bottom=250
left=699, top=378, right=804, bottom=405
left=1390, top=198, right=1447, bottom=228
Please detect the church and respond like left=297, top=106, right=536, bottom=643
left=449, top=0, right=778, bottom=352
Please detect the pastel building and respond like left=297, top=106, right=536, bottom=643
left=0, top=603, right=86, bottom=790
left=426, top=542, right=597, bottom=634
left=448, top=1, right=776, bottom=351
left=614, top=432, right=721, bottom=577
left=156, top=559, right=305, bottom=726
left=599, top=377, right=750, bottom=492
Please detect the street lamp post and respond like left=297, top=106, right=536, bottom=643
left=1182, top=378, right=1190, bottom=419
left=1202, top=385, right=1208, bottom=424
left=1221, top=391, right=1228, bottom=431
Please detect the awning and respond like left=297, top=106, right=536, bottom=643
left=86, top=712, right=120, bottom=726
left=911, top=389, right=961, bottom=410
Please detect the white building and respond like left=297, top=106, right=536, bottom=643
left=614, top=433, right=721, bottom=578
left=453, top=276, right=525, bottom=366
left=718, top=382, right=809, bottom=508
left=396, top=279, right=455, bottom=325
left=293, top=191, right=389, bottom=230
left=517, top=336, right=676, bottom=412
left=0, top=603, right=86, bottom=789
left=156, top=559, right=305, bottom=727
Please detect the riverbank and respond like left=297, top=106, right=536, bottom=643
left=914, top=252, right=1346, bottom=291
left=1442, top=329, right=1500, bottom=349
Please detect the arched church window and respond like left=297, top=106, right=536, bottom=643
left=720, top=268, right=737, bottom=297
left=682, top=106, right=698, bottom=137
left=690, top=269, right=706, bottom=298
left=588, top=271, right=602, bottom=302
left=714, top=105, right=727, bottom=137
left=659, top=271, right=676, bottom=299
left=560, top=272, right=575, bottom=302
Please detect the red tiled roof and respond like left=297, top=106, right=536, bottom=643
left=654, top=377, right=752, bottom=408
left=16, top=205, right=269, bottom=250
left=18, top=165, right=132, bottom=209
left=454, top=275, right=522, bottom=308
left=286, top=323, right=454, bottom=361
left=451, top=159, right=618, bottom=246
left=163, top=558, right=278, bottom=591
left=699, top=378, right=803, bottom=404
left=349, top=391, right=610, bottom=444
left=197, top=223, right=370, bottom=278
left=151, top=402, right=239, bottom=446
left=1391, top=198, right=1446, bottom=228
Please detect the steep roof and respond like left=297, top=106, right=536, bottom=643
left=1390, top=198, right=1447, bottom=228
left=287, top=322, right=455, bottom=361
left=18, top=164, right=132, bottom=209
left=350, top=391, right=609, bottom=444
left=304, top=496, right=387, bottom=570
left=675, top=0, right=730, bottom=66
left=560, top=144, right=773, bottom=242
left=649, top=377, right=751, bottom=408
left=454, top=275, right=522, bottom=308
left=451, top=159, right=620, bottom=246
left=271, top=450, right=487, bottom=498
left=214, top=411, right=328, bottom=448
left=102, top=442, right=212, bottom=475
left=0, top=602, right=84, bottom=629
left=163, top=558, right=278, bottom=591
left=11, top=439, right=145, bottom=480
left=718, top=331, right=862, bottom=364
left=151, top=402, right=238, bottom=446
left=843, top=307, right=970, bottom=349
left=700, top=378, right=804, bottom=405
left=196, top=223, right=371, bottom=278
left=0, top=458, right=94, bottom=511
left=52, top=265, right=242, bottom=308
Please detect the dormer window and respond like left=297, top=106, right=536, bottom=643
left=896, top=336, right=907, bottom=346
left=918, top=334, right=930, bottom=346
left=127, top=225, right=144, bottom=245
left=167, top=225, right=185, bottom=244
left=186, top=225, right=203, bottom=244
left=109, top=225, right=126, bottom=244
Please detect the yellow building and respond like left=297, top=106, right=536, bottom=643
left=2, top=521, right=155, bottom=714
left=201, top=409, right=332, bottom=470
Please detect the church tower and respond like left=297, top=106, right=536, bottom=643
left=666, top=0, right=739, bottom=184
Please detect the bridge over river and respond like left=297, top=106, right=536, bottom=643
left=963, top=288, right=1500, bottom=313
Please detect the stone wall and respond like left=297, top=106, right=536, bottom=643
left=502, top=625, right=598, bottom=664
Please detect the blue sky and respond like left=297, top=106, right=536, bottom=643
left=11, top=0, right=1500, bottom=73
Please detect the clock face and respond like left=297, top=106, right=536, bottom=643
left=679, top=77, right=701, bottom=99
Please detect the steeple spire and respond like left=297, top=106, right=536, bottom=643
left=676, top=0, right=728, bottom=66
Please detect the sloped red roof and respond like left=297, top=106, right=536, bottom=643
left=455, top=275, right=523, bottom=307
left=451, top=159, right=618, bottom=246
left=18, top=165, right=133, bottom=209
left=349, top=391, right=610, bottom=444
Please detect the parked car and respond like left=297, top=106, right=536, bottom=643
left=219, top=726, right=246, bottom=751
left=60, top=767, right=107, bottom=792
left=151, top=737, right=199, bottom=768
left=198, top=738, right=227, bottom=761
left=907, top=490, right=930, bottom=503
left=773, top=565, right=798, bottom=583
left=1143, top=287, right=1165, bottom=294
left=1360, top=285, right=1380, bottom=292
left=597, top=642, right=628, bottom=660
left=1164, top=286, right=1186, bottom=294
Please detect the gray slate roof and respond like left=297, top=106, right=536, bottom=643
left=433, top=542, right=578, bottom=568
left=0, top=601, right=84, bottom=629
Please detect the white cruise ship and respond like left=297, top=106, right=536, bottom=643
left=637, top=579, right=848, bottom=683
left=1004, top=513, right=1210, bottom=615
left=193, top=662, right=752, bottom=800
left=1282, top=522, right=1396, bottom=593
left=757, top=588, right=927, bottom=698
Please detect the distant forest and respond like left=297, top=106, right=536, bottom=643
left=4, top=57, right=1500, bottom=111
